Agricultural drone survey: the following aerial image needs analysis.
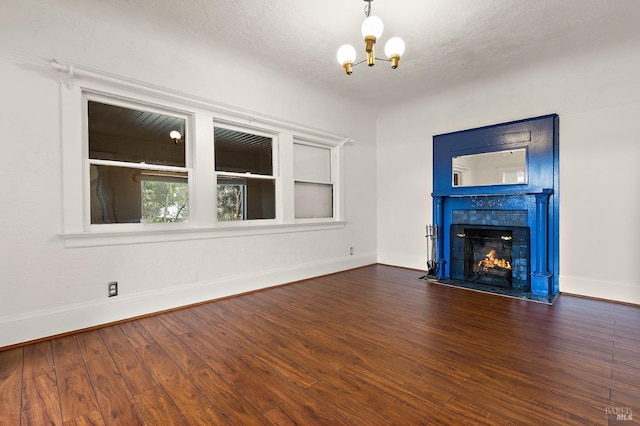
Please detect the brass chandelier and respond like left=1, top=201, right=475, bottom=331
left=337, top=0, right=406, bottom=75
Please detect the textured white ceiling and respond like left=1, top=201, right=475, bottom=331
left=15, top=0, right=640, bottom=107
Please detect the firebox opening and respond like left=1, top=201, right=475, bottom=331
left=465, top=228, right=513, bottom=288
left=450, top=224, right=530, bottom=291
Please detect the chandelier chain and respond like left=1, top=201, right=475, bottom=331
left=364, top=0, right=372, bottom=17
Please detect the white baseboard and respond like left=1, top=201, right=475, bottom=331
left=0, top=253, right=376, bottom=348
left=376, top=252, right=427, bottom=272
left=559, top=274, right=640, bottom=305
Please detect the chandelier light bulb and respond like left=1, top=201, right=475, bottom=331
left=384, top=36, right=405, bottom=69
left=337, top=44, right=357, bottom=64
left=384, top=37, right=405, bottom=58
left=361, top=15, right=384, bottom=39
left=337, top=44, right=357, bottom=75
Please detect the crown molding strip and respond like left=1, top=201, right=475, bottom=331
left=0, top=50, right=353, bottom=146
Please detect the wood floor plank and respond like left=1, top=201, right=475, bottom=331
left=134, top=387, right=188, bottom=426
left=351, top=345, right=463, bottom=405
left=98, top=325, right=158, bottom=396
left=471, top=361, right=610, bottom=423
left=138, top=315, right=208, bottom=376
left=234, top=294, right=382, bottom=361
left=157, top=311, right=192, bottom=336
left=22, top=341, right=54, bottom=379
left=135, top=342, right=225, bottom=424
left=302, top=382, right=391, bottom=426
left=85, top=355, right=145, bottom=425
left=262, top=406, right=299, bottom=426
left=213, top=301, right=364, bottom=376
left=203, top=304, right=340, bottom=379
left=325, top=362, right=462, bottom=425
left=190, top=366, right=270, bottom=424
left=21, top=372, right=63, bottom=425
left=223, top=353, right=355, bottom=425
left=443, top=395, right=526, bottom=425
left=609, top=388, right=640, bottom=423
left=2, top=264, right=639, bottom=424
left=611, top=364, right=640, bottom=404
left=56, top=362, right=100, bottom=421
left=118, top=320, right=156, bottom=348
left=62, top=409, right=105, bottom=426
left=251, top=348, right=321, bottom=389
left=175, top=330, right=246, bottom=380
left=0, top=347, right=23, bottom=426
left=51, top=335, right=84, bottom=371
left=76, top=330, right=109, bottom=363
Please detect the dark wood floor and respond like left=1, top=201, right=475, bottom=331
left=1, top=264, right=639, bottom=425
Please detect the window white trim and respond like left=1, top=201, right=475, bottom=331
left=83, top=93, right=193, bottom=230
left=293, top=139, right=343, bottom=223
left=213, top=122, right=279, bottom=223
left=58, top=63, right=347, bottom=245
left=192, top=113, right=216, bottom=227
left=59, top=222, right=346, bottom=248
left=52, top=58, right=351, bottom=146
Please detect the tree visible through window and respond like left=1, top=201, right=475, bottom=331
left=142, top=179, right=189, bottom=223
left=217, top=183, right=245, bottom=221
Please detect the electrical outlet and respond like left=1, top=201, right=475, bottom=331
left=350, top=246, right=354, bottom=255
left=108, top=281, right=118, bottom=297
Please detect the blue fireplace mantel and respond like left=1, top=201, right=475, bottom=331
left=431, top=114, right=559, bottom=301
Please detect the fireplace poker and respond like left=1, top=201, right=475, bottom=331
left=426, top=225, right=439, bottom=276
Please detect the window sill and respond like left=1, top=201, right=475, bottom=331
left=59, top=221, right=346, bottom=248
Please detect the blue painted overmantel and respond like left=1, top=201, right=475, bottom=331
left=432, top=114, right=559, bottom=301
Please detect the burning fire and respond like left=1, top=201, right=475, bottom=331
left=477, top=249, right=511, bottom=270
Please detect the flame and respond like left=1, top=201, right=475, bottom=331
left=477, top=249, right=511, bottom=270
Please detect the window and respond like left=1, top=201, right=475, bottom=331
left=60, top=73, right=346, bottom=247
left=87, top=100, right=189, bottom=225
left=214, top=126, right=276, bottom=221
left=293, top=142, right=334, bottom=219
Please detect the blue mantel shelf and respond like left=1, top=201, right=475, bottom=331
left=431, top=115, right=559, bottom=302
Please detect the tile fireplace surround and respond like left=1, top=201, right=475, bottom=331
left=429, top=115, right=559, bottom=303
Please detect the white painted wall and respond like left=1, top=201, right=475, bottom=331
left=0, top=2, right=378, bottom=347
left=2, top=1, right=639, bottom=347
left=377, top=39, right=640, bottom=305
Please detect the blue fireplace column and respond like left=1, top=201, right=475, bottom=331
left=530, top=189, right=553, bottom=300
left=433, top=195, right=447, bottom=278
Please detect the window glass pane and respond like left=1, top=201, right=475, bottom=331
left=294, top=144, right=331, bottom=182
left=214, top=127, right=272, bottom=175
left=88, top=101, right=186, bottom=167
left=90, top=165, right=188, bottom=224
left=217, top=180, right=245, bottom=221
left=217, top=176, right=275, bottom=221
left=295, top=182, right=333, bottom=219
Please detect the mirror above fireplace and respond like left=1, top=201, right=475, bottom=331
left=452, top=148, right=527, bottom=187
